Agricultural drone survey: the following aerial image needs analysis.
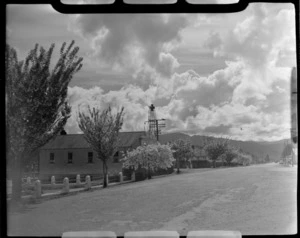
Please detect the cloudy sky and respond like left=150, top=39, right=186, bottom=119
left=6, top=1, right=296, bottom=141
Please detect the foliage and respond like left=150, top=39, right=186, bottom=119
left=122, top=143, right=175, bottom=179
left=281, top=143, right=293, bottom=158
left=204, top=139, right=228, bottom=167
left=170, top=138, right=193, bottom=173
left=192, top=146, right=206, bottom=160
left=6, top=41, right=83, bottom=201
left=235, top=153, right=252, bottom=166
left=221, top=147, right=239, bottom=165
left=78, top=106, right=124, bottom=187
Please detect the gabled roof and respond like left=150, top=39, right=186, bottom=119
left=41, top=131, right=146, bottom=150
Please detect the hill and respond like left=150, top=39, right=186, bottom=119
left=159, top=133, right=289, bottom=162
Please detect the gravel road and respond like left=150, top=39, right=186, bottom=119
left=7, top=163, right=297, bottom=236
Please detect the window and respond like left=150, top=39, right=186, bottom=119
left=113, top=151, right=119, bottom=163
left=88, top=152, right=93, bottom=163
left=50, top=153, right=55, bottom=164
left=68, top=152, right=73, bottom=164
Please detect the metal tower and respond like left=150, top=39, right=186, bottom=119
left=146, top=104, right=166, bottom=141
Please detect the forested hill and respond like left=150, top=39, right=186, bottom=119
left=159, top=132, right=289, bottom=162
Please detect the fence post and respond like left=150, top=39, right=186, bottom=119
left=119, top=172, right=123, bottom=183
left=76, top=174, right=81, bottom=185
left=35, top=180, right=42, bottom=199
left=85, top=175, right=91, bottom=190
left=61, top=177, right=69, bottom=194
left=51, top=176, right=56, bottom=185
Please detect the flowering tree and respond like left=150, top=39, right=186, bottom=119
left=204, top=139, right=228, bottom=168
left=122, top=143, right=175, bottom=179
left=171, top=139, right=193, bottom=173
left=6, top=41, right=83, bottom=202
left=78, top=106, right=124, bottom=188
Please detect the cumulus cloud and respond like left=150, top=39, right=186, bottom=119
left=64, top=3, right=295, bottom=141
left=66, top=85, right=158, bottom=133
left=66, top=60, right=292, bottom=141
left=69, top=14, right=188, bottom=84
left=206, top=4, right=296, bottom=69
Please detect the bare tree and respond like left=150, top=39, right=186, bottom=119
left=6, top=41, right=83, bottom=202
left=78, top=106, right=124, bottom=188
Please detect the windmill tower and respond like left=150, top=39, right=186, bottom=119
left=148, top=104, right=157, bottom=139
left=146, top=104, right=166, bottom=141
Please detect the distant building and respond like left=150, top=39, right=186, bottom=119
left=39, top=131, right=154, bottom=182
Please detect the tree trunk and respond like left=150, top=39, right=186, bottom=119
left=102, top=160, right=108, bottom=188
left=11, top=156, right=23, bottom=203
left=176, top=157, right=180, bottom=174
left=147, top=164, right=152, bottom=179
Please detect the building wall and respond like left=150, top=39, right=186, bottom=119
left=139, top=136, right=158, bottom=146
left=39, top=148, right=123, bottom=182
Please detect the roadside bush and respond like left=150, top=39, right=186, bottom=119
left=21, top=183, right=35, bottom=196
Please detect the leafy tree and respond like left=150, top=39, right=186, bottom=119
left=222, top=147, right=238, bottom=166
left=204, top=139, right=228, bottom=168
left=281, top=143, right=293, bottom=166
left=6, top=41, right=83, bottom=202
left=170, top=138, right=193, bottom=173
left=122, top=143, right=175, bottom=179
left=281, top=143, right=293, bottom=158
left=192, top=146, right=206, bottom=160
left=235, top=153, right=252, bottom=166
left=78, top=106, right=124, bottom=188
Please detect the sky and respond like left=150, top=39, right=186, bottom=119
left=6, top=1, right=296, bottom=141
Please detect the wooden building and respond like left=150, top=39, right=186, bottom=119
left=38, top=131, right=153, bottom=182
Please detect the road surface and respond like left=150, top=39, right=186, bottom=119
left=7, top=163, right=297, bottom=236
